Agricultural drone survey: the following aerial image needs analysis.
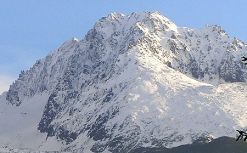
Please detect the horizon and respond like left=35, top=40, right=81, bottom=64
left=0, top=0, right=247, bottom=94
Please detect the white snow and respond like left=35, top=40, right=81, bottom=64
left=0, top=93, right=62, bottom=152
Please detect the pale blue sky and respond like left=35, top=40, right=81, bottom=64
left=0, top=0, right=246, bottom=93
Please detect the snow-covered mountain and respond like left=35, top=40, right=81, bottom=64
left=1, top=12, right=247, bottom=153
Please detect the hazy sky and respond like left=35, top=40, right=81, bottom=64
left=0, top=0, right=246, bottom=93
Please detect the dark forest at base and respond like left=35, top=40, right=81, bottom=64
left=130, top=137, right=247, bottom=153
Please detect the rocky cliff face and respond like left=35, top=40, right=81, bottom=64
left=2, top=12, right=247, bottom=152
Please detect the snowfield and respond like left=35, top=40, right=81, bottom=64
left=0, top=93, right=62, bottom=152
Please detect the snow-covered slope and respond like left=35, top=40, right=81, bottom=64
left=0, top=92, right=62, bottom=152
left=1, top=12, right=247, bottom=152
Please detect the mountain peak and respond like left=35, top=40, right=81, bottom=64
left=89, top=11, right=178, bottom=41
left=2, top=12, right=247, bottom=153
left=107, top=12, right=125, bottom=20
